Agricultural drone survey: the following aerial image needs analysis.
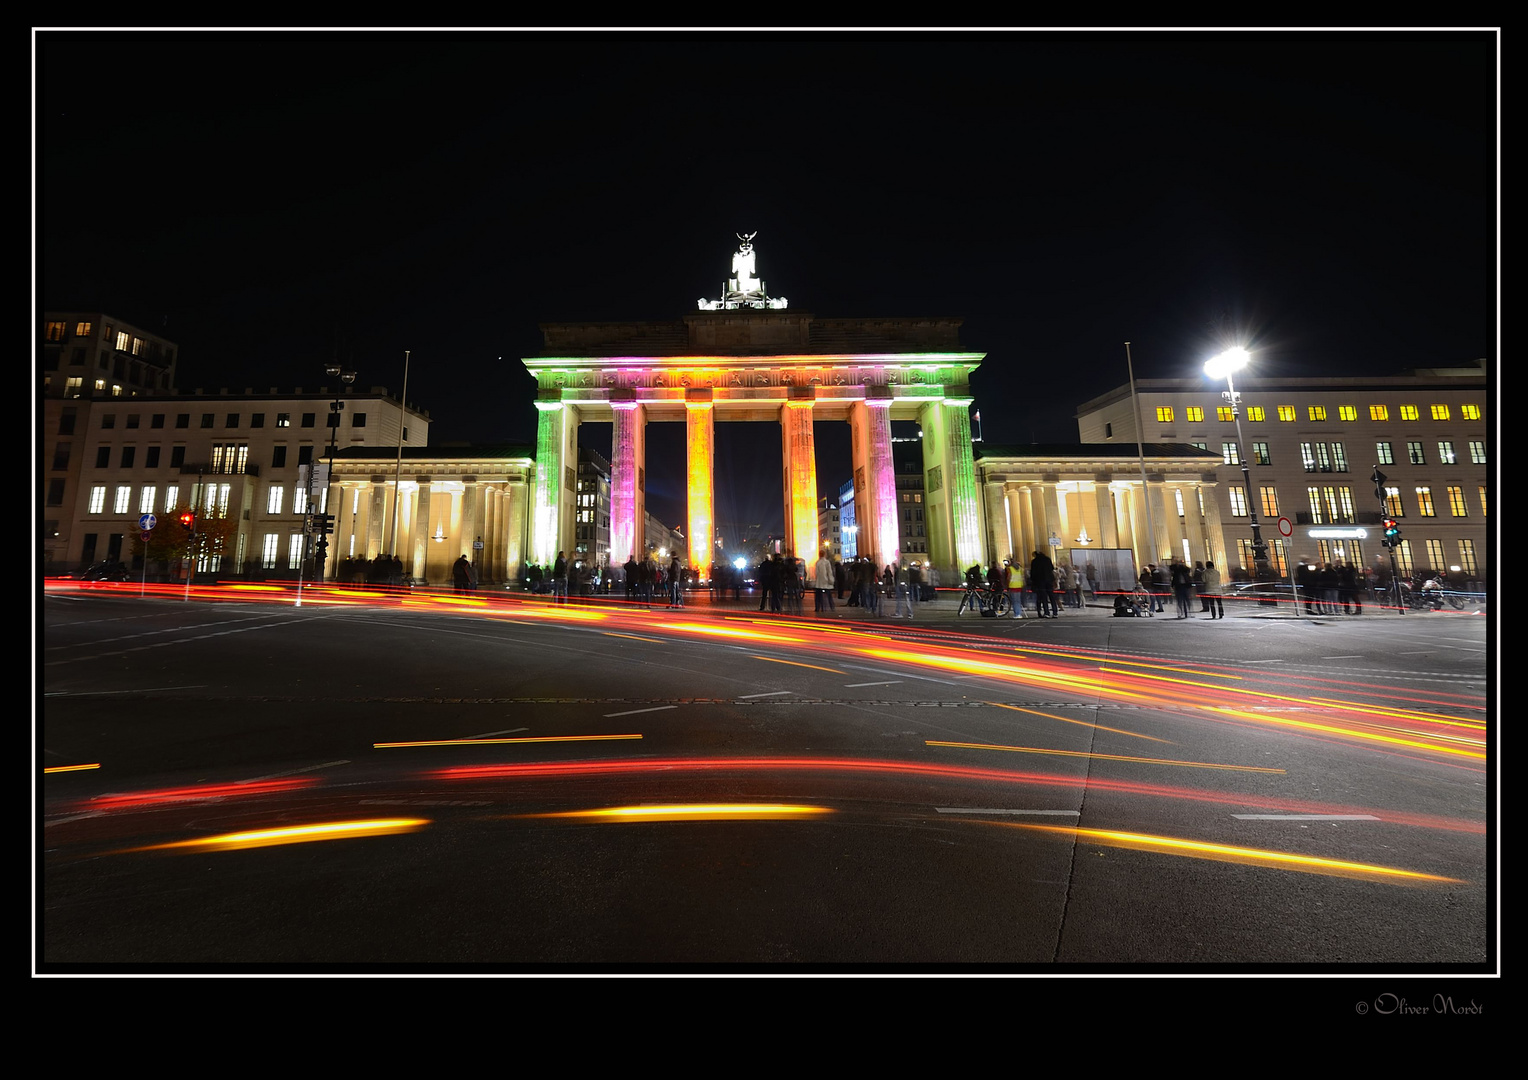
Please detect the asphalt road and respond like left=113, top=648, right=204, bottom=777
left=39, top=585, right=1493, bottom=974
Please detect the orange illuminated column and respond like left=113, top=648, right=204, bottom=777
left=685, top=390, right=715, bottom=574
left=781, top=392, right=820, bottom=559
left=610, top=397, right=644, bottom=566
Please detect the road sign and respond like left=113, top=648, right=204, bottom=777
left=139, top=513, right=157, bottom=531
left=1277, top=516, right=1292, bottom=538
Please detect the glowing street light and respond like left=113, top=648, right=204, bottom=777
left=1204, top=347, right=1272, bottom=582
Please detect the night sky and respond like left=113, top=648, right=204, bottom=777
left=36, top=30, right=1498, bottom=532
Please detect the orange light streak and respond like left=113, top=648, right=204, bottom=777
left=45, top=763, right=101, bottom=774
left=86, top=777, right=319, bottom=811
left=665, top=622, right=806, bottom=644
left=984, top=701, right=1171, bottom=743
left=375, top=734, right=642, bottom=748
left=926, top=740, right=1284, bottom=773
left=129, top=818, right=429, bottom=853
left=528, top=803, right=832, bottom=823
left=998, top=823, right=1465, bottom=884
left=749, top=655, right=846, bottom=674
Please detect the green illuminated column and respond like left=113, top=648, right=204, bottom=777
left=533, top=399, right=566, bottom=568
left=941, top=396, right=982, bottom=571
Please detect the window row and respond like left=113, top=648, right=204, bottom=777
left=1226, top=538, right=1481, bottom=579
left=88, top=411, right=367, bottom=431
left=1206, top=440, right=1487, bottom=468
left=90, top=443, right=318, bottom=470
left=83, top=482, right=327, bottom=517
left=1157, top=403, right=1482, bottom=424
left=1219, top=484, right=1487, bottom=522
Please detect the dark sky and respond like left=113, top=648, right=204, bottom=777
left=36, top=30, right=1498, bottom=530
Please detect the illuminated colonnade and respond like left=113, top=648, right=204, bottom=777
left=525, top=314, right=986, bottom=581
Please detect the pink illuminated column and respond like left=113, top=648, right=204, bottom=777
left=609, top=396, right=645, bottom=566
left=850, top=395, right=900, bottom=570
left=685, top=390, right=715, bottom=574
left=780, top=393, right=820, bottom=559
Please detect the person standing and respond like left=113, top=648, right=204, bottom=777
left=452, top=554, right=472, bottom=595
left=1171, top=558, right=1193, bottom=618
left=814, top=549, right=835, bottom=613
left=1194, top=561, right=1208, bottom=612
left=1339, top=561, right=1363, bottom=615
left=551, top=551, right=569, bottom=605
left=1029, top=550, right=1057, bottom=618
left=893, top=562, right=916, bottom=619
left=1005, top=558, right=1025, bottom=619
left=1202, top=560, right=1224, bottom=619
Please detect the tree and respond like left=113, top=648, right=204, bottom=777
left=132, top=511, right=239, bottom=579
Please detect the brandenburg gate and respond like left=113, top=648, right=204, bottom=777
left=524, top=236, right=986, bottom=579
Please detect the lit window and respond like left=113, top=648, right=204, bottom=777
left=288, top=534, right=304, bottom=570
left=75, top=321, right=93, bottom=337
left=1338, top=405, right=1357, bottom=421
left=139, top=486, right=156, bottom=514
left=277, top=413, right=291, bottom=427
left=113, top=485, right=131, bottom=514
left=1330, top=442, right=1348, bottom=471
left=1369, top=405, right=1389, bottom=421
left=1457, top=540, right=1477, bottom=576
left=1278, top=406, right=1296, bottom=422
left=1461, top=404, right=1480, bottom=420
left=1300, top=442, right=1317, bottom=472
left=1216, top=406, right=1234, bottom=422
left=1306, top=487, right=1324, bottom=524
left=1407, top=441, right=1425, bottom=466
left=1309, top=406, right=1327, bottom=421
left=1469, top=441, right=1486, bottom=464
left=1334, top=486, right=1355, bottom=523
left=1252, top=441, right=1270, bottom=465
left=1384, top=488, right=1403, bottom=517
left=1400, top=405, right=1419, bottom=421
left=1222, top=442, right=1240, bottom=465
left=268, top=486, right=284, bottom=515
left=1479, top=486, right=1487, bottom=517
left=1185, top=407, right=1204, bottom=423
left=1438, top=441, right=1456, bottom=465
left=1245, top=406, right=1265, bottom=422
left=1260, top=486, right=1279, bottom=518
left=1174, top=489, right=1185, bottom=518
left=1416, top=487, right=1436, bottom=517
left=1156, top=407, right=1174, bottom=423
left=46, top=321, right=67, bottom=342
left=1376, top=441, right=1394, bottom=465
left=1314, top=444, right=1332, bottom=472
left=262, top=534, right=281, bottom=569
left=1228, top=487, right=1247, bottom=517
left=89, top=485, right=106, bottom=513
left=1430, top=404, right=1450, bottom=421
left=1447, top=486, right=1467, bottom=517
left=164, top=486, right=179, bottom=512
left=115, top=331, right=130, bottom=351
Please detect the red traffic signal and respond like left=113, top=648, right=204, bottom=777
left=177, top=510, right=197, bottom=533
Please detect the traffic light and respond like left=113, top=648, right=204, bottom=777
left=177, top=510, right=197, bottom=534
left=1382, top=516, right=1401, bottom=547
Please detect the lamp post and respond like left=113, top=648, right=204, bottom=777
left=318, top=363, right=357, bottom=583
left=1204, top=347, right=1272, bottom=583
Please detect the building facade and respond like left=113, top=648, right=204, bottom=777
left=1073, top=363, right=1491, bottom=582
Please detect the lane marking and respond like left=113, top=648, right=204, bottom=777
left=468, top=728, right=530, bottom=738
left=602, top=706, right=677, bottom=717
left=844, top=681, right=902, bottom=687
left=749, top=655, right=846, bottom=674
left=376, top=735, right=642, bottom=747
left=1231, top=813, right=1381, bottom=821
left=45, top=685, right=208, bottom=697
left=241, top=760, right=352, bottom=781
left=739, top=691, right=793, bottom=699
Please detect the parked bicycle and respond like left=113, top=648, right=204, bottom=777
left=957, top=580, right=1011, bottom=617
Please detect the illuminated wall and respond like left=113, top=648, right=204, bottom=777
left=610, top=401, right=643, bottom=565
left=940, top=398, right=982, bottom=570
left=685, top=397, right=715, bottom=571
left=533, top=400, right=565, bottom=567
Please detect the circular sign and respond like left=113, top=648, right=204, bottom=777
left=1277, top=516, right=1292, bottom=538
left=139, top=513, right=157, bottom=531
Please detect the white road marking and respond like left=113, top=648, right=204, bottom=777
left=1231, top=814, right=1380, bottom=821
left=738, top=691, right=792, bottom=699
left=242, top=760, right=352, bottom=781
left=468, top=728, right=530, bottom=738
left=844, top=681, right=902, bottom=687
left=45, top=685, right=207, bottom=697
left=603, top=705, right=677, bottom=717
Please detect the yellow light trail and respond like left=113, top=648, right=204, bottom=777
left=128, top=818, right=429, bottom=853
left=667, top=622, right=806, bottom=644
left=374, top=734, right=643, bottom=748
left=926, top=740, right=1285, bottom=773
left=604, top=632, right=664, bottom=643
left=528, top=803, right=834, bottom=823
left=749, top=655, right=846, bottom=674
left=998, top=823, right=1464, bottom=884
left=985, top=701, right=1171, bottom=743
left=44, top=763, right=101, bottom=773
left=1200, top=705, right=1486, bottom=760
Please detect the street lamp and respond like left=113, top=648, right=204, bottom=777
left=1204, top=347, right=1271, bottom=581
left=317, top=363, right=356, bottom=582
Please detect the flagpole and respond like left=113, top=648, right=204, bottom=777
left=1126, top=342, right=1159, bottom=570
left=388, top=350, right=410, bottom=564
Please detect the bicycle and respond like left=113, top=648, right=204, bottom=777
left=957, top=581, right=987, bottom=615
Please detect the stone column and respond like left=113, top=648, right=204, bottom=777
left=780, top=391, right=819, bottom=561
left=411, top=482, right=430, bottom=583
left=1004, top=486, right=1025, bottom=563
left=1094, top=482, right=1119, bottom=548
left=984, top=480, right=1005, bottom=568
left=858, top=397, right=898, bottom=570
left=685, top=390, right=715, bottom=574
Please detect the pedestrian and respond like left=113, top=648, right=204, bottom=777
left=1171, top=558, right=1193, bottom=618
left=1203, top=560, right=1224, bottom=619
left=893, top=562, right=916, bottom=619
left=452, top=554, right=472, bottom=595
left=669, top=555, right=684, bottom=608
left=552, top=550, right=569, bottom=604
left=814, top=549, right=835, bottom=613
left=1338, top=561, right=1363, bottom=615
left=1194, top=561, right=1208, bottom=612
left=1029, top=550, right=1057, bottom=618
left=1005, top=557, right=1025, bottom=619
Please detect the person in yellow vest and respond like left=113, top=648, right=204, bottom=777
left=1005, top=557, right=1026, bottom=619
